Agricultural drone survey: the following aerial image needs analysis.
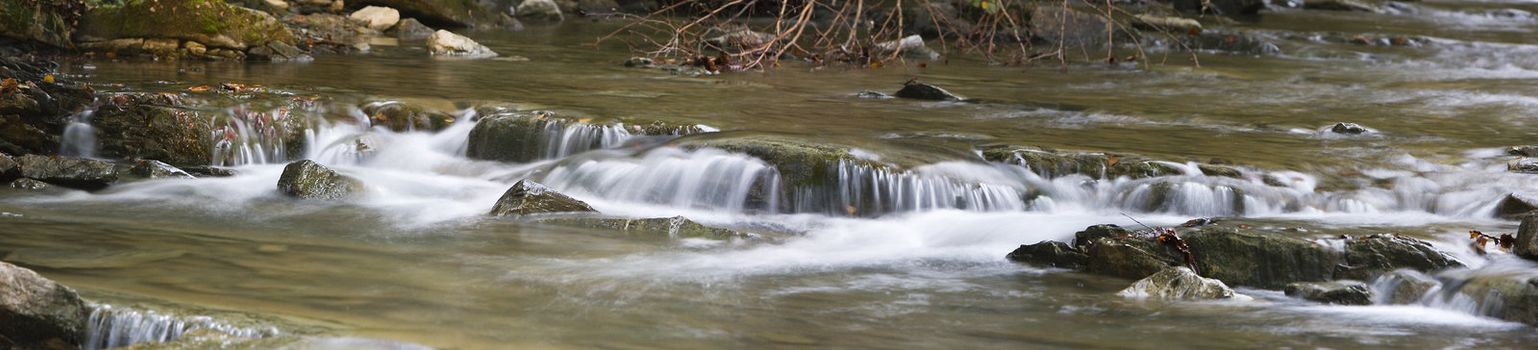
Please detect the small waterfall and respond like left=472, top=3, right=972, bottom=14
left=541, top=147, right=780, bottom=213
left=542, top=121, right=632, bottom=159
left=84, top=304, right=277, bottom=350
left=59, top=109, right=97, bottom=157
left=795, top=160, right=1027, bottom=216
left=210, top=107, right=304, bottom=166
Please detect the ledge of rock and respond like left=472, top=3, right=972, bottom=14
left=1285, top=280, right=1373, bottom=305
left=488, top=180, right=595, bottom=216
left=529, top=215, right=754, bottom=240
left=15, top=155, right=119, bottom=190
left=0, top=261, right=89, bottom=349
left=276, top=160, right=363, bottom=200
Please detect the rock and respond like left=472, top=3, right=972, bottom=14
left=392, top=18, right=434, bottom=40
left=0, top=56, right=95, bottom=156
left=124, top=160, right=195, bottom=180
left=1518, top=216, right=1538, bottom=262
left=894, top=81, right=963, bottom=101
left=1118, top=267, right=1237, bottom=300
left=1083, top=236, right=1180, bottom=280
left=349, top=0, right=500, bottom=28
left=1007, top=241, right=1089, bottom=269
left=427, top=30, right=497, bottom=58
left=466, top=112, right=709, bottom=162
left=665, top=134, right=861, bottom=204
left=1198, top=164, right=1243, bottom=178
left=516, top=0, right=564, bottom=21
left=1335, top=234, right=1463, bottom=281
left=1498, top=193, right=1538, bottom=218
left=184, top=41, right=208, bottom=56
left=854, top=90, right=892, bottom=99
left=530, top=216, right=752, bottom=239
left=1182, top=225, right=1340, bottom=289
left=1507, top=145, right=1538, bottom=157
left=360, top=101, right=456, bottom=132
left=1508, top=158, right=1538, bottom=174
left=0, top=261, right=88, bottom=348
left=349, top=6, right=401, bottom=31
left=488, top=180, right=596, bottom=216
left=77, top=0, right=297, bottom=51
left=0, top=0, right=86, bottom=48
left=704, top=27, right=774, bottom=52
left=1030, top=6, right=1111, bottom=47
left=1133, top=15, right=1202, bottom=33
left=1445, top=273, right=1538, bottom=326
left=8, top=178, right=56, bottom=191
left=0, top=153, right=16, bottom=181
left=1073, top=224, right=1131, bottom=249
left=89, top=93, right=213, bottom=167
left=265, top=0, right=292, bottom=11
left=1285, top=280, right=1373, bottom=305
left=181, top=166, right=238, bottom=178
left=978, top=145, right=1184, bottom=180
left=1172, top=0, right=1265, bottom=16
left=1373, top=269, right=1439, bottom=305
left=276, top=160, right=363, bottom=200
left=872, top=35, right=940, bottom=60
left=14, top=155, right=118, bottom=190
left=1328, top=122, right=1372, bottom=135
left=1304, top=0, right=1381, bottom=12
left=623, top=56, right=653, bottom=67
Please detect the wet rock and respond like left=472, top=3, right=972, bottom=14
left=1495, top=193, right=1538, bottom=218
left=1508, top=159, right=1538, bottom=174
left=467, top=112, right=708, bottom=162
left=248, top=41, right=309, bottom=61
left=1029, top=6, right=1111, bottom=47
left=1508, top=145, right=1538, bottom=157
left=360, top=101, right=456, bottom=132
left=427, top=30, right=497, bottom=58
left=894, top=81, right=962, bottom=101
left=15, top=155, right=119, bottom=190
left=978, top=145, right=1183, bottom=180
left=1173, top=0, right=1264, bottom=16
left=1335, top=234, right=1462, bottom=281
left=276, top=160, right=363, bottom=200
left=1197, top=164, right=1243, bottom=178
left=854, top=90, right=893, bottom=99
left=7, top=178, right=57, bottom=192
left=0, top=261, right=88, bottom=348
left=77, top=0, right=297, bottom=52
left=1084, top=236, right=1181, bottom=280
left=350, top=6, right=401, bottom=31
left=1007, top=241, right=1089, bottom=269
left=0, top=153, right=16, bottom=181
left=516, top=0, right=564, bottom=21
left=1328, top=122, right=1372, bottom=135
left=1133, top=15, right=1202, bottom=33
left=1374, top=269, right=1439, bottom=305
left=1446, top=273, right=1538, bottom=326
left=1182, top=225, right=1340, bottom=289
left=1118, top=267, right=1237, bottom=300
left=872, top=35, right=940, bottom=60
left=488, top=180, right=595, bottom=216
left=90, top=93, right=213, bottom=167
left=1074, top=224, right=1132, bottom=249
left=1517, top=216, right=1538, bottom=262
left=124, top=160, right=195, bottom=180
left=181, top=166, right=238, bottom=178
left=531, top=216, right=752, bottom=240
left=623, top=56, right=653, bottom=67
left=0, top=0, right=86, bottom=48
left=1285, top=280, right=1373, bottom=305
left=347, top=0, right=502, bottom=28
left=0, top=56, right=94, bottom=156
left=1304, top=0, right=1381, bottom=12
left=392, top=18, right=434, bottom=40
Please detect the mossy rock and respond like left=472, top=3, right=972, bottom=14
left=360, top=100, right=456, bottom=132
left=487, top=180, right=595, bottom=216
left=979, top=144, right=1183, bottom=179
left=467, top=111, right=711, bottom=163
left=0, top=0, right=89, bottom=48
left=1284, top=280, right=1373, bottom=305
left=91, top=93, right=212, bottom=167
left=1451, top=273, right=1538, bottom=327
left=530, top=215, right=753, bottom=240
left=77, top=0, right=296, bottom=50
left=276, top=160, right=363, bottom=200
left=349, top=0, right=496, bottom=28
left=1335, top=234, right=1463, bottom=281
left=1182, top=225, right=1340, bottom=289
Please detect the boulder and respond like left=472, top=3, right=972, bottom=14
left=1172, top=0, right=1264, bottom=16
left=349, top=6, right=401, bottom=31
left=894, top=81, right=963, bottom=101
left=1182, top=225, right=1339, bottom=289
left=1007, top=241, right=1089, bottom=269
left=1373, top=269, right=1439, bottom=305
left=276, top=160, right=363, bottom=200
left=392, top=18, right=434, bottom=40
left=90, top=93, right=213, bottom=167
left=0, top=0, right=87, bottom=48
left=1118, top=267, right=1237, bottom=300
left=530, top=216, right=752, bottom=239
left=1073, top=224, right=1131, bottom=249
left=1518, top=216, right=1538, bottom=261
left=0, top=153, right=17, bottom=181
left=1328, top=122, right=1372, bottom=135
left=349, top=0, right=500, bottom=28
left=872, top=35, right=940, bottom=60
left=0, top=56, right=94, bottom=156
left=1498, top=193, right=1538, bottom=218
left=427, top=30, right=497, bottom=58
left=0, top=261, right=88, bottom=348
left=15, top=155, right=119, bottom=190
left=1447, top=273, right=1538, bottom=326
left=516, top=0, right=564, bottom=21
left=1084, top=236, right=1180, bottom=280
left=360, top=101, right=456, bottom=132
left=124, top=160, right=195, bottom=180
left=489, top=180, right=595, bottom=216
left=77, top=0, right=297, bottom=51
left=1284, top=280, right=1373, bottom=305
left=1335, top=234, right=1462, bottom=281
left=1509, top=158, right=1538, bottom=174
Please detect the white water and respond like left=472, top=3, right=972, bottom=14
left=59, top=109, right=96, bottom=158
left=84, top=304, right=277, bottom=350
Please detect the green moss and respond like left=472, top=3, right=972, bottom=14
left=78, top=0, right=294, bottom=49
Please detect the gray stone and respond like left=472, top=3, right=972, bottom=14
left=1373, top=269, right=1439, bottom=305
left=1509, top=159, right=1538, bottom=174
left=427, top=30, right=497, bottom=58
left=1336, top=234, right=1463, bottom=281
left=392, top=18, right=434, bottom=41
left=872, top=35, right=940, bottom=60
left=125, top=160, right=195, bottom=180
left=15, top=155, right=119, bottom=190
left=488, top=180, right=595, bottom=216
left=1518, top=216, right=1538, bottom=262
left=1182, top=225, right=1340, bottom=289
left=8, top=178, right=55, bottom=191
left=516, top=0, right=564, bottom=21
left=1507, top=145, right=1538, bottom=157
left=1007, top=241, right=1089, bottom=269
left=349, top=6, right=401, bottom=31
left=1119, top=267, right=1237, bottom=300
left=1285, top=280, right=1374, bottom=305
left=0, top=261, right=88, bottom=348
left=0, top=153, right=17, bottom=181
left=894, top=81, right=962, bottom=101
left=275, top=160, right=364, bottom=200
left=1329, top=122, right=1372, bottom=135
left=1495, top=193, right=1538, bottom=218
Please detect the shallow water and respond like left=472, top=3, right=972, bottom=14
left=8, top=1, right=1538, bottom=348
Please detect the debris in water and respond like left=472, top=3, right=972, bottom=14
left=1469, top=230, right=1516, bottom=255
left=1156, top=228, right=1200, bottom=274
left=1181, top=217, right=1219, bottom=227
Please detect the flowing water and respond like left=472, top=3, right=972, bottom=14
left=6, top=3, right=1538, bottom=348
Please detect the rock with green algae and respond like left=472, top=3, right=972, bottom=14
left=978, top=144, right=1188, bottom=180
left=0, top=0, right=89, bottom=48
left=1181, top=225, right=1340, bottom=289
left=360, top=100, right=456, bottom=132
left=90, top=93, right=213, bottom=168
left=0, top=261, right=90, bottom=349
left=1284, top=280, right=1373, bottom=305
left=530, top=215, right=755, bottom=240
left=15, top=154, right=119, bottom=190
left=276, top=160, right=363, bottom=200
left=487, top=180, right=595, bottom=216
left=76, top=0, right=297, bottom=51
left=1335, top=234, right=1462, bottom=281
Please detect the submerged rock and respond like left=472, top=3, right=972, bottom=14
left=1373, top=269, right=1439, bottom=305
left=1118, top=267, right=1237, bottom=300
left=1007, top=241, right=1089, bottom=269
left=1336, top=234, right=1463, bottom=281
left=488, top=180, right=595, bottom=216
left=15, top=155, right=119, bottom=190
left=427, top=30, right=497, bottom=58
left=1517, top=216, right=1538, bottom=262
left=1328, top=122, right=1373, bottom=135
left=516, top=0, right=564, bottom=21
left=349, top=6, right=401, bottom=31
left=0, top=261, right=88, bottom=348
left=275, top=160, right=363, bottom=200
left=1285, top=280, right=1373, bottom=305
left=360, top=100, right=456, bottom=132
left=531, top=216, right=752, bottom=240
left=894, top=81, right=963, bottom=101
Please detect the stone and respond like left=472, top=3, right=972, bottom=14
left=1448, top=273, right=1538, bottom=326
left=530, top=216, right=752, bottom=240
left=15, top=155, right=119, bottom=190
left=266, top=0, right=292, bottom=11
left=1285, top=280, right=1373, bottom=305
left=516, top=0, right=564, bottom=21
left=125, top=160, right=195, bottom=180
left=0, top=261, right=88, bottom=348
left=181, top=166, right=238, bottom=178
left=140, top=38, right=181, bottom=55
left=1083, top=236, right=1179, bottom=280
left=1304, top=0, right=1381, bottom=12
left=1507, top=145, right=1538, bottom=157
left=276, top=160, right=364, bottom=200
left=1172, top=0, right=1265, bottom=16
left=0, top=153, right=16, bottom=181
left=979, top=145, right=1184, bottom=180
left=350, top=0, right=501, bottom=28
left=704, top=27, right=774, bottom=52
left=392, top=18, right=434, bottom=40
left=1373, top=269, right=1439, bottom=305
left=8, top=178, right=55, bottom=191
left=1329, top=122, right=1372, bottom=135
left=360, top=101, right=456, bottom=132
left=350, top=6, right=401, bottom=31
left=1118, top=267, right=1237, bottom=300
left=1518, top=216, right=1538, bottom=262
left=467, top=112, right=709, bottom=162
left=1133, top=15, right=1202, bottom=32
left=1499, top=193, right=1538, bottom=218
left=1074, top=224, right=1132, bottom=249
left=894, top=81, right=963, bottom=101
left=1030, top=6, right=1111, bottom=47
left=0, top=0, right=86, bottom=48
left=184, top=41, right=208, bottom=56
left=77, top=0, right=297, bottom=51
left=872, top=35, right=940, bottom=60
left=1182, top=225, right=1340, bottom=289
left=488, top=180, right=596, bottom=216
left=427, top=30, right=498, bottom=58
left=1336, top=234, right=1463, bottom=281
left=89, top=93, right=214, bottom=167
left=1509, top=159, right=1538, bottom=174
left=1007, top=241, right=1089, bottom=269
